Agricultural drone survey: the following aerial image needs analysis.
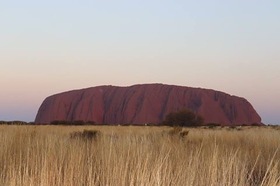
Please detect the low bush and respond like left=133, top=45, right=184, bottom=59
left=163, top=109, right=204, bottom=127
left=70, top=130, right=101, bottom=141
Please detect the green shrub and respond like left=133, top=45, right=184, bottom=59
left=163, top=109, right=204, bottom=127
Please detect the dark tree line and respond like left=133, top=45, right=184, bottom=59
left=0, top=121, right=33, bottom=125
left=50, top=120, right=96, bottom=125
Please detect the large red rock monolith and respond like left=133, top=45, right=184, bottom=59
left=35, top=84, right=262, bottom=125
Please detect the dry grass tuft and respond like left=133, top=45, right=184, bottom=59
left=70, top=129, right=101, bottom=141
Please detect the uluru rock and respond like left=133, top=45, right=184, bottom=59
left=35, top=84, right=262, bottom=125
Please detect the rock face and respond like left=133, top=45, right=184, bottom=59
left=35, top=84, right=262, bottom=125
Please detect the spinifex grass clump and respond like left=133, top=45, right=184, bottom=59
left=0, top=125, right=279, bottom=186
left=70, top=129, right=101, bottom=141
left=167, top=126, right=189, bottom=138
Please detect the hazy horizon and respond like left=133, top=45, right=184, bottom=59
left=1, top=1, right=279, bottom=124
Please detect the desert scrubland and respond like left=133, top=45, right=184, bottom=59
left=0, top=125, right=280, bottom=186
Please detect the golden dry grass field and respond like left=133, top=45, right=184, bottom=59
left=0, top=125, right=280, bottom=186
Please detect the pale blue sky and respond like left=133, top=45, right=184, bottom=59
left=0, top=1, right=279, bottom=123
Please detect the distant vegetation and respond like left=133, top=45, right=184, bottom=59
left=0, top=120, right=33, bottom=125
left=0, top=119, right=263, bottom=127
left=50, top=120, right=96, bottom=125
left=50, top=110, right=205, bottom=126
left=162, top=109, right=204, bottom=127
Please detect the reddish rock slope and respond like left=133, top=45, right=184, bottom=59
left=35, top=84, right=261, bottom=125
